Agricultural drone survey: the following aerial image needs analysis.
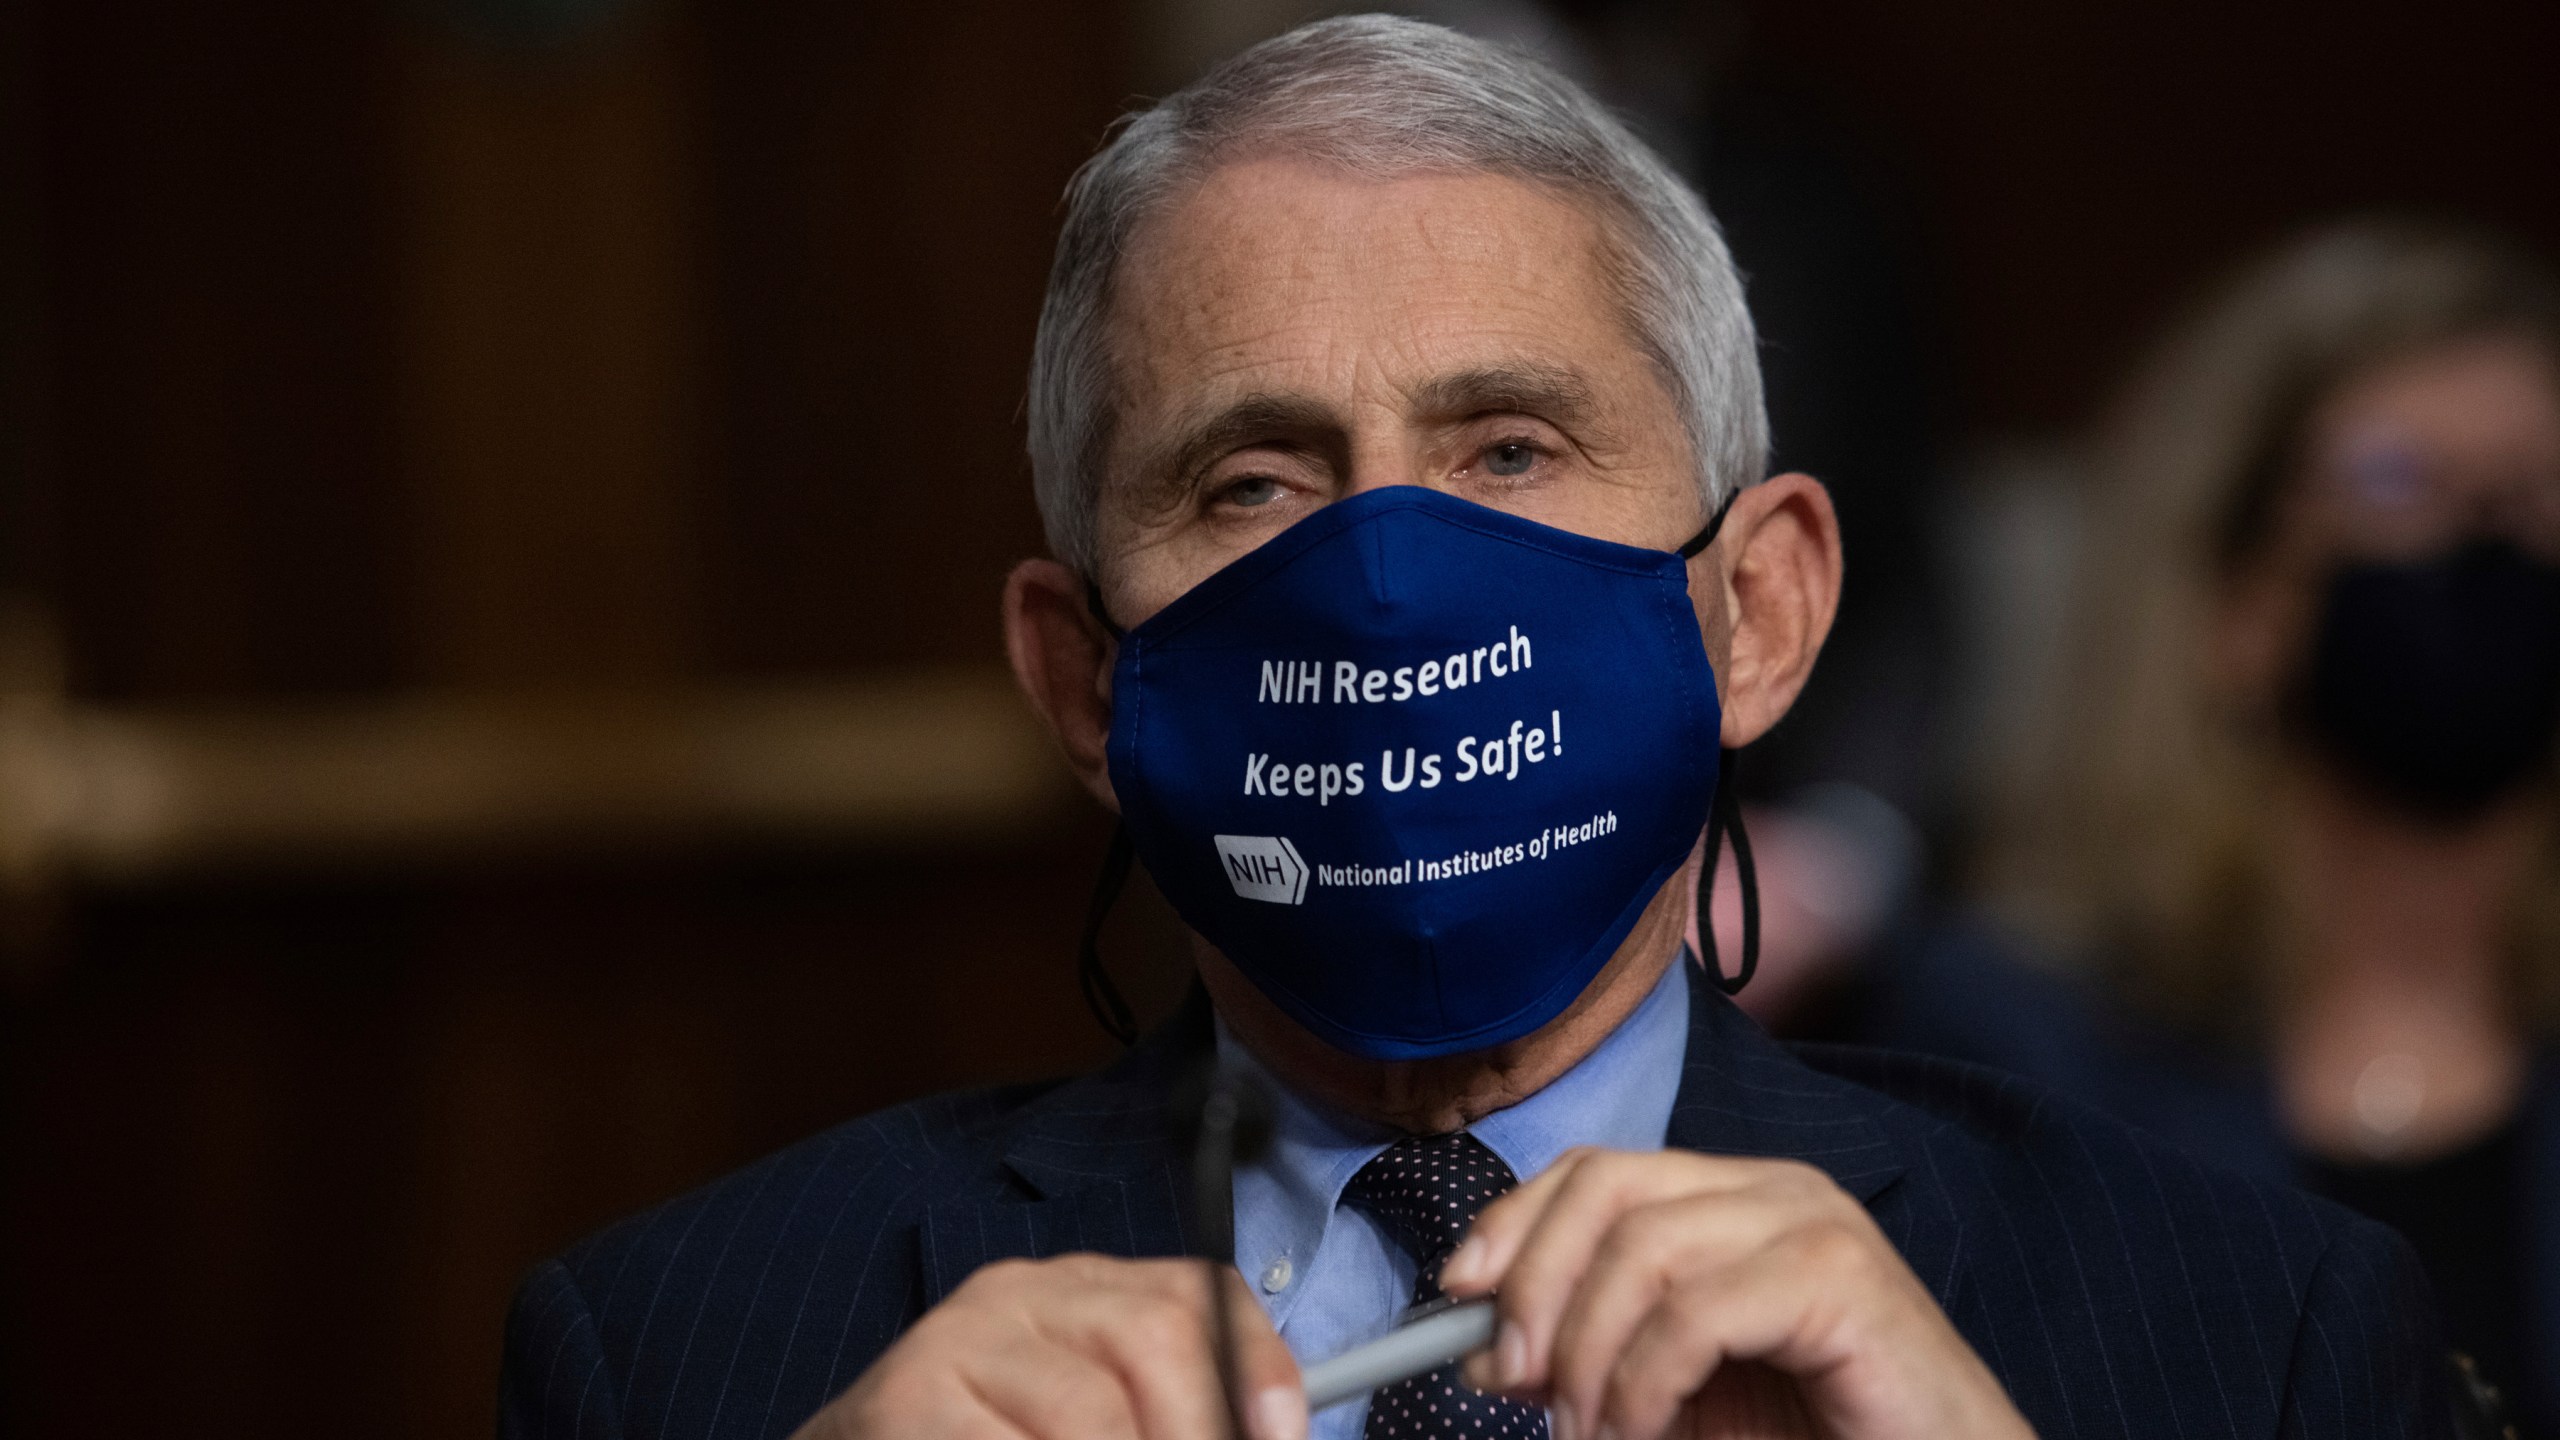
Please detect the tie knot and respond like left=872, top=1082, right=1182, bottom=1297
left=1342, top=1131, right=1518, bottom=1286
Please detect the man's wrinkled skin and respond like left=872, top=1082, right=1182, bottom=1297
left=796, top=161, right=2033, bottom=1440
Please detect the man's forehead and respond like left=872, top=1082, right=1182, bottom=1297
left=1106, top=159, right=1636, bottom=413
left=1125, top=156, right=1604, bottom=276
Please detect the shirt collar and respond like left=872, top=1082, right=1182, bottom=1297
left=1469, top=953, right=1691, bottom=1182
left=1218, top=954, right=1692, bottom=1330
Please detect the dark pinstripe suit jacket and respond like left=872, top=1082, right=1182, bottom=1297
left=500, top=983, right=2452, bottom=1438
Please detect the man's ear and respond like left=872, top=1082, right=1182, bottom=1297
left=1697, top=472, right=1842, bottom=748
left=1002, top=558, right=1121, bottom=810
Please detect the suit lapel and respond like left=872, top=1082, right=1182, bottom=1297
left=1661, top=967, right=1963, bottom=1305
left=918, top=992, right=1212, bottom=1307
left=917, top=1169, right=1196, bottom=1305
left=1663, top=970, right=1906, bottom=1202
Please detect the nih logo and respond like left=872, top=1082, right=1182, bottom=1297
left=1213, top=835, right=1309, bottom=905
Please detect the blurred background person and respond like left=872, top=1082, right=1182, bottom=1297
left=1900, top=220, right=2560, bottom=1434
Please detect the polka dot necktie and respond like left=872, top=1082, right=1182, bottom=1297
left=1341, top=1132, right=1549, bottom=1439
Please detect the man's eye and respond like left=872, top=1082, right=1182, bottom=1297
left=1219, top=475, right=1282, bottom=509
left=1484, top=441, right=1538, bottom=478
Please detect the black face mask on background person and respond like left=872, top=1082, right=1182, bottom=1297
left=2290, top=537, right=2560, bottom=823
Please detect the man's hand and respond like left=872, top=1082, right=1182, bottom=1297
left=1440, top=1149, right=2033, bottom=1440
left=795, top=1255, right=1306, bottom=1440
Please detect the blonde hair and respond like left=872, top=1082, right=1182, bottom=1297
left=1985, top=218, right=2560, bottom=1036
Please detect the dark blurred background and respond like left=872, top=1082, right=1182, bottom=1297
left=3, top=2, right=2556, bottom=1436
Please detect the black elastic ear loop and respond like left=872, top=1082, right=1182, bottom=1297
left=1084, top=576, right=1126, bottom=640
left=1076, top=576, right=1143, bottom=1046
left=1696, top=748, right=1761, bottom=994
left=1681, top=491, right=1758, bottom=992
left=1679, top=487, right=1740, bottom=560
left=1079, top=824, right=1142, bottom=1046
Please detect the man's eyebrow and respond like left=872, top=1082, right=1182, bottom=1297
left=1142, top=392, right=1340, bottom=494
left=1409, top=362, right=1605, bottom=429
left=1129, top=361, right=1612, bottom=504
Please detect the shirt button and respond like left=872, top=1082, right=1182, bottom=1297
left=1260, top=1256, right=1294, bottom=1293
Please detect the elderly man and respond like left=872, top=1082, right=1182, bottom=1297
left=501, top=17, right=2447, bottom=1440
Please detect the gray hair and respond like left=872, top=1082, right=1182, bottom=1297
left=1026, top=12, right=1767, bottom=577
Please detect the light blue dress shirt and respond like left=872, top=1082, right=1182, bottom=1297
left=1219, top=956, right=1693, bottom=1440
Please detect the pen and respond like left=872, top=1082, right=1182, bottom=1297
left=1300, top=1298, right=1500, bottom=1411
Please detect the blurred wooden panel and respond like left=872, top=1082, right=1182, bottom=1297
left=0, top=845, right=1195, bottom=1440
left=0, top=0, right=41, bottom=603
left=35, top=0, right=405, bottom=700
left=1738, top=0, right=2560, bottom=435
left=697, top=1, right=1126, bottom=675
left=9, top=4, right=1138, bottom=1440
left=398, top=12, right=703, bottom=688
left=0, top=667, right=1074, bottom=890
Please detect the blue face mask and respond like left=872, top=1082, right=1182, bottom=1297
left=1080, top=485, right=1756, bottom=1061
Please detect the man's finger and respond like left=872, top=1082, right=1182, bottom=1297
left=1051, top=1260, right=1305, bottom=1440
left=1023, top=1260, right=1224, bottom=1440
left=1540, top=1192, right=1798, bottom=1419
left=952, top=1334, right=1144, bottom=1440
left=1217, top=1265, right=1309, bottom=1440
left=1450, top=1148, right=1780, bottom=1297
left=1591, top=1240, right=1847, bottom=1440
left=1460, top=1150, right=1641, bottom=1390
left=1456, top=1151, right=1756, bottom=1391
left=1438, top=1146, right=1600, bottom=1298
